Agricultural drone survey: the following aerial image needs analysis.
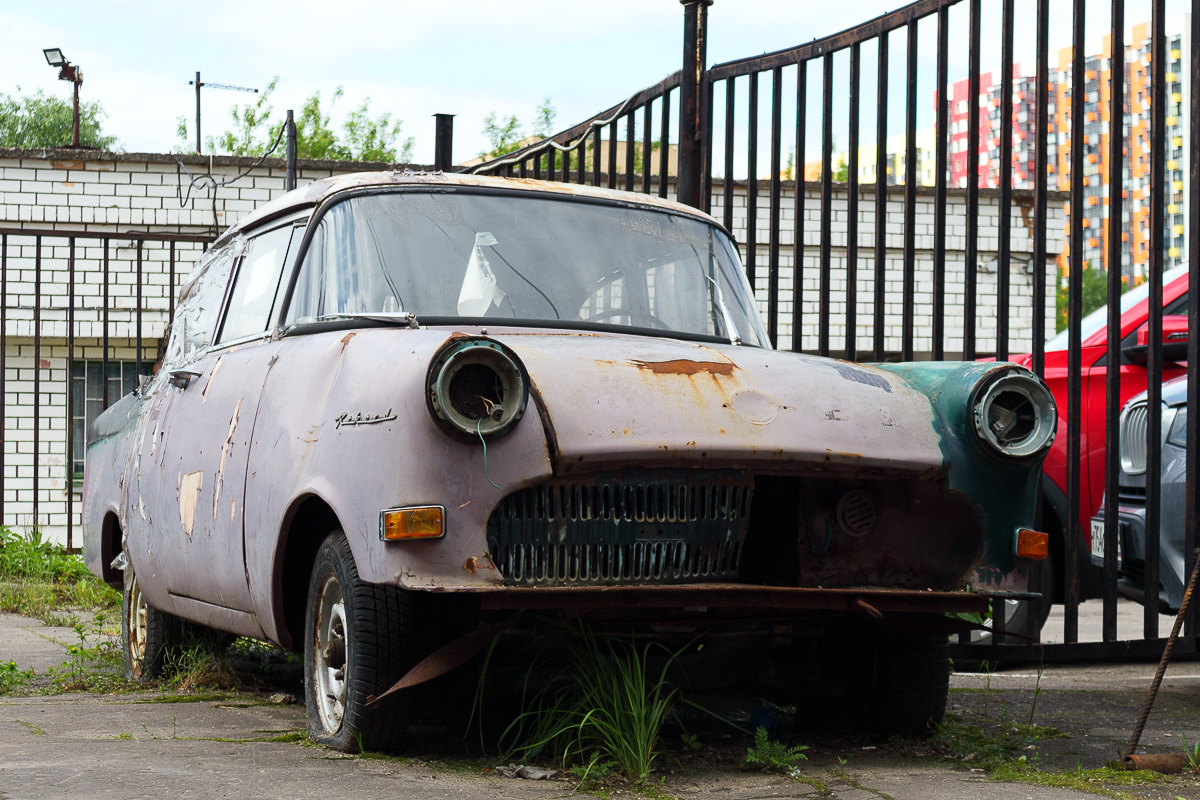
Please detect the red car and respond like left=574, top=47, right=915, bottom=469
left=1007, top=264, right=1189, bottom=633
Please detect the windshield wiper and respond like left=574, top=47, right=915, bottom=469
left=706, top=278, right=742, bottom=346
left=286, top=312, right=421, bottom=332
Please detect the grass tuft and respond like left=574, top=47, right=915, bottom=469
left=490, top=620, right=687, bottom=782
left=0, top=527, right=118, bottom=623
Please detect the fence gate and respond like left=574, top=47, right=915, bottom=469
left=0, top=229, right=212, bottom=552
left=470, top=0, right=1200, bottom=661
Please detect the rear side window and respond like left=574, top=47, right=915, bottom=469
left=217, top=224, right=296, bottom=344
left=165, top=240, right=241, bottom=367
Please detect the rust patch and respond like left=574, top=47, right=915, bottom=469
left=339, top=332, right=356, bottom=352
left=463, top=556, right=480, bottom=574
left=630, top=359, right=735, bottom=377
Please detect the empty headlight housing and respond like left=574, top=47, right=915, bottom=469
left=971, top=367, right=1057, bottom=460
left=426, top=337, right=528, bottom=443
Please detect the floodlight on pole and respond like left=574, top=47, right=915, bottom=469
left=43, top=47, right=82, bottom=148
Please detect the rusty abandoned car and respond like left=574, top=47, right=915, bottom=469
left=83, top=172, right=1057, bottom=751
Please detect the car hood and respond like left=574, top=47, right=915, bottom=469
left=496, top=332, right=945, bottom=477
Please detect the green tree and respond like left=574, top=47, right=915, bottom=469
left=480, top=98, right=557, bottom=160
left=0, top=88, right=118, bottom=150
left=1055, top=264, right=1124, bottom=332
left=177, top=77, right=413, bottom=163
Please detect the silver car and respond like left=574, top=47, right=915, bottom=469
left=1092, top=374, right=1189, bottom=611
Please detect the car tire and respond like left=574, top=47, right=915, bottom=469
left=304, top=531, right=415, bottom=753
left=122, top=565, right=183, bottom=681
left=873, top=631, right=950, bottom=739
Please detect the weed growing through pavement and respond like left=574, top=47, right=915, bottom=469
left=0, top=660, right=34, bottom=694
left=46, top=611, right=126, bottom=692
left=742, top=725, right=808, bottom=773
left=1178, top=733, right=1200, bottom=772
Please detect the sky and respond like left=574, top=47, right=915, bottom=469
left=1, top=0, right=1195, bottom=168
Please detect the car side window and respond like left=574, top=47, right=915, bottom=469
left=216, top=224, right=296, bottom=344
left=164, top=240, right=241, bottom=368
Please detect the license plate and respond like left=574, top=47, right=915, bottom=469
left=1090, top=518, right=1106, bottom=560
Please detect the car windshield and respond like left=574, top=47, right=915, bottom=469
left=284, top=190, right=769, bottom=347
left=1044, top=264, right=1189, bottom=351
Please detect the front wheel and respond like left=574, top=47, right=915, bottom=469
left=304, top=532, right=415, bottom=753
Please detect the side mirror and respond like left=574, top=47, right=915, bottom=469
left=1126, top=314, right=1189, bottom=363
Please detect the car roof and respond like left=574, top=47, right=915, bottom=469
left=216, top=171, right=725, bottom=245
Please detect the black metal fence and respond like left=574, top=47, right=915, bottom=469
left=470, top=0, right=1200, bottom=660
left=0, top=228, right=212, bottom=551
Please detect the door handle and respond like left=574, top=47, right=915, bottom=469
left=169, top=369, right=201, bottom=389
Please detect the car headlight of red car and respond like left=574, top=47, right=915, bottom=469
left=426, top=337, right=529, bottom=443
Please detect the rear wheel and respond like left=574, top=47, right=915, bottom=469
left=304, top=531, right=415, bottom=753
left=121, top=566, right=183, bottom=681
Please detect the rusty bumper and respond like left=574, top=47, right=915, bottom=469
left=463, top=584, right=1001, bottom=615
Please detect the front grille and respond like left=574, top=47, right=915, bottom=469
left=1117, top=484, right=1146, bottom=506
left=1120, top=401, right=1149, bottom=475
left=486, top=471, right=753, bottom=586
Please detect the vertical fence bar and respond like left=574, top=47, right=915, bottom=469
left=533, top=149, right=543, bottom=181
left=846, top=43, right=861, bottom=362
left=902, top=21, right=918, bottom=362
left=136, top=241, right=144, bottom=376
left=1102, top=0, right=1125, bottom=644
left=660, top=90, right=672, bottom=199
left=102, top=239, right=110, bottom=410
left=607, top=120, right=618, bottom=189
left=1032, top=0, right=1049, bottom=378
left=33, top=237, right=41, bottom=530
left=0, top=234, right=6, bottom=525
left=561, top=147, right=571, bottom=183
left=747, top=71, right=761, bottom=292
left=1144, top=0, right=1167, bottom=641
left=874, top=34, right=889, bottom=361
left=1186, top=0, right=1200, bottom=641
left=794, top=62, right=808, bottom=354
left=702, top=79, right=715, bottom=214
left=724, top=79, right=736, bottom=234
left=933, top=7, right=948, bottom=360
left=593, top=126, right=602, bottom=187
left=965, top=0, right=981, bottom=361
left=626, top=113, right=636, bottom=192
left=997, top=0, right=1015, bottom=361
left=643, top=101, right=653, bottom=194
left=768, top=66, right=783, bottom=347
left=819, top=55, right=833, bottom=358
left=519, top=158, right=528, bottom=179
left=678, top=0, right=710, bottom=209
left=1065, top=0, right=1087, bottom=644
left=66, top=238, right=75, bottom=551
left=576, top=137, right=586, bottom=185
left=168, top=242, right=176, bottom=321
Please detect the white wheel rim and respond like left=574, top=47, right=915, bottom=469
left=127, top=574, right=148, bottom=677
left=314, top=573, right=347, bottom=733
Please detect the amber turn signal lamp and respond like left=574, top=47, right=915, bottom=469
left=380, top=506, right=445, bottom=541
left=1015, top=527, right=1049, bottom=560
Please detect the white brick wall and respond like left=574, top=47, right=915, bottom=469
left=0, top=149, right=1066, bottom=545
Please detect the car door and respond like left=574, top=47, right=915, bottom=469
left=144, top=221, right=304, bottom=616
